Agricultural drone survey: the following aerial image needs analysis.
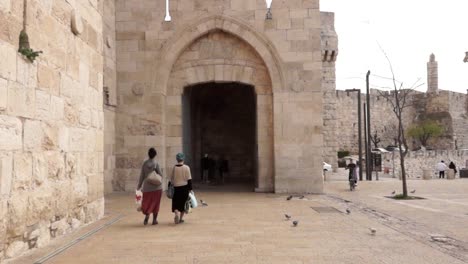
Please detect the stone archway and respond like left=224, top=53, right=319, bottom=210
left=162, top=27, right=276, bottom=192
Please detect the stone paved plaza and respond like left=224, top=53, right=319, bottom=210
left=8, top=178, right=468, bottom=264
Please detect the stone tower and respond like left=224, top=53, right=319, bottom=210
left=427, top=53, right=438, bottom=94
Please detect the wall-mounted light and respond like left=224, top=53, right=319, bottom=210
left=265, top=0, right=272, bottom=20
left=165, top=0, right=171, bottom=22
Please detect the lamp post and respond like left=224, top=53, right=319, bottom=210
left=345, top=88, right=363, bottom=181
left=164, top=0, right=171, bottom=21
left=365, top=70, right=372, bottom=180
left=265, top=0, right=272, bottom=19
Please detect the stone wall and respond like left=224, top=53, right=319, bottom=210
left=0, top=0, right=105, bottom=260
left=330, top=88, right=468, bottom=156
left=321, top=12, right=338, bottom=170
left=114, top=0, right=328, bottom=193
left=103, top=0, right=117, bottom=194
left=381, top=150, right=468, bottom=179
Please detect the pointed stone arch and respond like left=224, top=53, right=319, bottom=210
left=152, top=14, right=285, bottom=95
left=155, top=15, right=283, bottom=192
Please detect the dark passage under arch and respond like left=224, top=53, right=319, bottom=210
left=182, top=82, right=257, bottom=189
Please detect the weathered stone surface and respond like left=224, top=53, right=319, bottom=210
left=0, top=155, right=12, bottom=197
left=0, top=0, right=107, bottom=259
left=0, top=77, right=7, bottom=111
left=7, top=192, right=28, bottom=237
left=5, top=241, right=27, bottom=258
left=0, top=115, right=22, bottom=150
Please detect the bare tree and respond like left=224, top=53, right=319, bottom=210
left=370, top=130, right=382, bottom=148
left=377, top=48, right=423, bottom=197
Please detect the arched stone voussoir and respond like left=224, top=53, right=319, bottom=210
left=154, top=14, right=285, bottom=94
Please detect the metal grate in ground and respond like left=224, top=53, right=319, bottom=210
left=310, top=206, right=341, bottom=213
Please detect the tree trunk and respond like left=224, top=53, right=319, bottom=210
left=399, top=149, right=408, bottom=197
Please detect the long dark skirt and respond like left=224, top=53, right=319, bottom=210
left=172, top=185, right=189, bottom=212
left=142, top=190, right=162, bottom=215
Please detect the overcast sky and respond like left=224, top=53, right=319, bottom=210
left=318, top=0, right=468, bottom=93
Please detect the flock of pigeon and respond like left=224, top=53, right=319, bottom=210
left=285, top=195, right=378, bottom=235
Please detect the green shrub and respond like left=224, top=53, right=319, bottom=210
left=337, top=150, right=350, bottom=159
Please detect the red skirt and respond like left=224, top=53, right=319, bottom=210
left=141, top=190, right=162, bottom=215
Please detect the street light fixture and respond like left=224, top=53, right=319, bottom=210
left=265, top=0, right=273, bottom=20
left=345, top=88, right=363, bottom=181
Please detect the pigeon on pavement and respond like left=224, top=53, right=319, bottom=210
left=391, top=191, right=396, bottom=195
left=284, top=214, right=291, bottom=220
left=292, top=220, right=299, bottom=227
left=346, top=208, right=351, bottom=214
left=286, top=195, right=293, bottom=200
left=370, top=228, right=376, bottom=235
left=200, top=199, right=208, bottom=206
left=299, top=195, right=305, bottom=199
left=410, top=189, right=416, bottom=194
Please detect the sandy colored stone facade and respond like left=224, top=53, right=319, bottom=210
left=112, top=0, right=336, bottom=194
left=0, top=0, right=109, bottom=260
left=0, top=0, right=338, bottom=259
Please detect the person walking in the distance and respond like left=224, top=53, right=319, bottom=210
left=169, top=153, right=193, bottom=224
left=346, top=160, right=357, bottom=184
left=137, top=148, right=163, bottom=225
left=201, top=154, right=210, bottom=183
left=218, top=155, right=229, bottom=184
left=436, top=160, right=448, bottom=179
left=448, top=161, right=457, bottom=179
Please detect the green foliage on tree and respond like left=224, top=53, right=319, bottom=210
left=407, top=120, right=443, bottom=147
left=337, top=150, right=350, bottom=159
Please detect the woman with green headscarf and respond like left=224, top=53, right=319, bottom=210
left=169, top=152, right=192, bottom=224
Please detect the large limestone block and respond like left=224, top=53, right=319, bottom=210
left=0, top=155, right=13, bottom=196
left=84, top=198, right=104, bottom=223
left=0, top=200, right=7, bottom=250
left=87, top=173, right=104, bottom=202
left=51, top=181, right=72, bottom=218
left=35, top=90, right=51, bottom=121
left=13, top=153, right=33, bottom=191
left=27, top=188, right=54, bottom=226
left=7, top=81, right=35, bottom=118
left=37, top=64, right=60, bottom=95
left=0, top=78, right=6, bottom=111
left=16, top=56, right=37, bottom=87
left=0, top=42, right=17, bottom=80
left=5, top=240, right=27, bottom=259
left=35, top=221, right=51, bottom=248
left=0, top=115, right=22, bottom=150
left=23, top=120, right=43, bottom=151
left=72, top=175, right=88, bottom=207
left=7, top=191, right=28, bottom=237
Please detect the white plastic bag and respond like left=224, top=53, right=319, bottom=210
left=135, top=189, right=142, bottom=212
left=189, top=191, right=198, bottom=208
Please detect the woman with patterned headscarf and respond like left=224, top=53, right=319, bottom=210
left=169, top=153, right=192, bottom=224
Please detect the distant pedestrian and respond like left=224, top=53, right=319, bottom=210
left=137, top=148, right=163, bottom=225
left=169, top=153, right=193, bottom=224
left=219, top=155, right=229, bottom=184
left=346, top=160, right=357, bottom=183
left=201, top=154, right=210, bottom=183
left=449, top=161, right=457, bottom=175
left=436, top=160, right=448, bottom=179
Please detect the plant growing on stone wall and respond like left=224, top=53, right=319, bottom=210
left=407, top=120, right=443, bottom=147
left=377, top=47, right=423, bottom=198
